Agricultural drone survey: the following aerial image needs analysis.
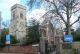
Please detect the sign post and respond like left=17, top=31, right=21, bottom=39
left=6, top=34, right=10, bottom=52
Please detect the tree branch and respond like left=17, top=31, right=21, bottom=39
left=50, top=1, right=67, bottom=25
left=70, top=17, right=80, bottom=26
left=58, top=0, right=67, bottom=7
left=72, top=8, right=80, bottom=14
left=73, top=0, right=80, bottom=7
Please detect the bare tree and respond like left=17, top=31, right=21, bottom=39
left=41, top=10, right=64, bottom=30
left=44, top=0, right=80, bottom=35
left=27, top=0, right=80, bottom=35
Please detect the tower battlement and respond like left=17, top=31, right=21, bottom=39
left=11, top=4, right=26, bottom=11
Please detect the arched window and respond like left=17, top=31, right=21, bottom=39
left=20, top=13, right=23, bottom=19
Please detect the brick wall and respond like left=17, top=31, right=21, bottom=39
left=0, top=45, right=37, bottom=54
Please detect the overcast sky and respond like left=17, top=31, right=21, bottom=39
left=0, top=0, right=79, bottom=29
left=0, top=0, right=20, bottom=22
left=0, top=0, right=46, bottom=25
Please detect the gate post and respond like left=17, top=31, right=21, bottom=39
left=39, top=37, right=48, bottom=54
left=55, top=36, right=63, bottom=54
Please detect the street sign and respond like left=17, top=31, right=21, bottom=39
left=64, top=35, right=73, bottom=42
left=6, top=34, right=10, bottom=41
left=6, top=34, right=10, bottom=44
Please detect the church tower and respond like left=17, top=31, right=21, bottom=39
left=9, top=4, right=26, bottom=40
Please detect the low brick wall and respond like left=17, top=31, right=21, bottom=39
left=0, top=45, right=37, bottom=54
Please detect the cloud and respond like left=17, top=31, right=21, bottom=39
left=5, top=0, right=20, bottom=7
left=0, top=0, right=20, bottom=8
left=27, top=9, right=46, bottom=22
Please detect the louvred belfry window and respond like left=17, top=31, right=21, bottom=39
left=13, top=11, right=15, bottom=19
left=20, top=13, right=23, bottom=19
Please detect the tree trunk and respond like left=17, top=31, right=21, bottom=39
left=66, top=24, right=71, bottom=35
left=66, top=4, right=71, bottom=35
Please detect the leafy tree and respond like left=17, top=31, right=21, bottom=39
left=26, top=19, right=41, bottom=44
left=0, top=28, right=18, bottom=47
left=10, top=35, right=19, bottom=44
left=72, top=28, right=80, bottom=41
left=0, top=28, right=9, bottom=46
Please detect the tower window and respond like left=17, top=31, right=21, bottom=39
left=13, top=11, right=15, bottom=19
left=13, top=14, right=15, bottom=19
left=20, top=13, right=23, bottom=19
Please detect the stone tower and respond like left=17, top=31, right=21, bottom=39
left=9, top=4, right=26, bottom=40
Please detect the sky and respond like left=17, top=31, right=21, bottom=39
left=0, top=0, right=46, bottom=26
left=0, top=0, right=79, bottom=30
left=0, top=0, right=20, bottom=22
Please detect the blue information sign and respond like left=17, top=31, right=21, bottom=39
left=6, top=34, right=10, bottom=41
left=64, top=35, right=73, bottom=42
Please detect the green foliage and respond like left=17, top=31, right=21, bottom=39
left=10, top=35, right=19, bottom=44
left=0, top=28, right=18, bottom=47
left=73, top=32, right=80, bottom=41
left=71, top=28, right=80, bottom=41
left=26, top=25, right=40, bottom=44
left=26, top=19, right=41, bottom=45
left=0, top=28, right=9, bottom=47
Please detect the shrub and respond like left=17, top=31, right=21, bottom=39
left=0, top=35, right=19, bottom=47
left=10, top=35, right=19, bottom=44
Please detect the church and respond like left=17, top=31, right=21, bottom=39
left=9, top=4, right=27, bottom=40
